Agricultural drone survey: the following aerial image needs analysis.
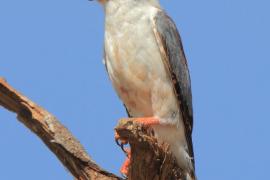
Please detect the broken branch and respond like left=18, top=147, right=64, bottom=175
left=115, top=119, right=184, bottom=180
left=0, top=78, right=121, bottom=180
left=0, top=77, right=183, bottom=180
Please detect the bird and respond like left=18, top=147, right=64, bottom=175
left=97, top=0, right=195, bottom=179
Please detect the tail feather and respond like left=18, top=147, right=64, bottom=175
left=185, top=171, right=196, bottom=180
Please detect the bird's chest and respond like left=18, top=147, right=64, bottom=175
left=104, top=9, right=179, bottom=122
left=105, top=23, right=157, bottom=114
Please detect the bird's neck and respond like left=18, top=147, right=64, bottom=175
left=103, top=0, right=160, bottom=17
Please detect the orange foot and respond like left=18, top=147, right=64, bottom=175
left=115, top=117, right=159, bottom=149
left=115, top=131, right=128, bottom=153
left=116, top=117, right=160, bottom=177
left=120, top=148, right=131, bottom=176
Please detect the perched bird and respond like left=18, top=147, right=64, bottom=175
left=97, top=0, right=195, bottom=179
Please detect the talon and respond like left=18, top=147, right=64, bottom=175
left=115, top=117, right=160, bottom=177
left=114, top=131, right=128, bottom=154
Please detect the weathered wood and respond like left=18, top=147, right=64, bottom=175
left=115, top=119, right=184, bottom=180
left=0, top=78, right=121, bottom=180
left=0, top=77, right=183, bottom=180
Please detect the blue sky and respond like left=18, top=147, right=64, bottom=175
left=0, top=0, right=269, bottom=179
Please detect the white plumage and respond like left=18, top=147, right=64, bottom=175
left=100, top=0, right=195, bottom=178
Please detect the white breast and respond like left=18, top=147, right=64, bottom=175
left=104, top=4, right=181, bottom=125
left=103, top=1, right=192, bottom=172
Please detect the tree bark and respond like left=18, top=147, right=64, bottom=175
left=115, top=119, right=183, bottom=180
left=0, top=78, right=121, bottom=180
left=0, top=78, right=183, bottom=180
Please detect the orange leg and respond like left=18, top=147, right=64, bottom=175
left=120, top=148, right=131, bottom=176
left=133, top=116, right=160, bottom=126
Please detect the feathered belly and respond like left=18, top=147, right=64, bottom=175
left=105, top=31, right=180, bottom=125
left=103, top=5, right=193, bottom=174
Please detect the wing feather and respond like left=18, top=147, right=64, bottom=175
left=152, top=10, right=195, bottom=165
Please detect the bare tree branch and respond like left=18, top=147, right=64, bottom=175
left=0, top=77, right=183, bottom=180
left=115, top=119, right=183, bottom=180
left=0, top=78, right=121, bottom=180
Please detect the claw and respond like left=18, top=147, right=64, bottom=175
left=114, top=131, right=128, bottom=154
left=115, top=117, right=160, bottom=177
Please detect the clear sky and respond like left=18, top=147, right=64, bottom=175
left=0, top=0, right=269, bottom=179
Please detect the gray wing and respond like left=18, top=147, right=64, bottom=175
left=153, top=11, right=194, bottom=164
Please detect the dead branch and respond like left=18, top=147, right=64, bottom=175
left=0, top=78, right=121, bottom=180
left=115, top=119, right=184, bottom=180
left=0, top=77, right=183, bottom=180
